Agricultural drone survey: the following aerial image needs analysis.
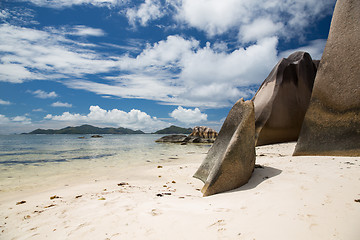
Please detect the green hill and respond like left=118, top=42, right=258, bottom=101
left=153, top=125, right=193, bottom=134
left=27, top=124, right=144, bottom=134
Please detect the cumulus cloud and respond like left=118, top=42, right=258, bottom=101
left=51, top=101, right=73, bottom=108
left=170, top=106, right=207, bottom=124
left=29, top=90, right=58, bottom=99
left=172, top=0, right=335, bottom=41
left=126, top=0, right=165, bottom=26
left=0, top=99, right=11, bottom=105
left=0, top=114, right=32, bottom=133
left=66, top=35, right=278, bottom=108
left=44, top=105, right=170, bottom=132
left=11, top=115, right=32, bottom=124
left=239, top=18, right=284, bottom=43
left=0, top=1, right=332, bottom=109
left=0, top=114, right=10, bottom=124
left=0, top=114, right=31, bottom=126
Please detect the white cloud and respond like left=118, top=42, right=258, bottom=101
left=66, top=35, right=278, bottom=108
left=172, top=0, right=335, bottom=41
left=170, top=106, right=207, bottom=124
left=0, top=99, right=11, bottom=105
left=0, top=7, right=39, bottom=25
left=239, top=18, right=284, bottom=43
left=280, top=39, right=327, bottom=60
left=11, top=115, right=32, bottom=124
left=22, top=0, right=127, bottom=8
left=68, top=25, right=106, bottom=37
left=0, top=114, right=10, bottom=124
left=0, top=23, right=117, bottom=83
left=0, top=114, right=31, bottom=125
left=44, top=105, right=170, bottom=132
left=0, top=10, right=327, bottom=109
left=126, top=0, right=165, bottom=26
left=51, top=101, right=73, bottom=108
left=30, top=90, right=58, bottom=99
left=0, top=63, right=35, bottom=83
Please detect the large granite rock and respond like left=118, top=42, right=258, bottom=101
left=252, top=51, right=318, bottom=146
left=193, top=99, right=255, bottom=196
left=189, top=126, right=218, bottom=139
left=294, top=0, right=360, bottom=156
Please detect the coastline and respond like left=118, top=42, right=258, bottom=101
left=1, top=142, right=359, bottom=240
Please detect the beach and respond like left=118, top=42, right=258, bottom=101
left=0, top=142, right=359, bottom=240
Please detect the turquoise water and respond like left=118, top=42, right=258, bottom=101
left=0, top=134, right=210, bottom=193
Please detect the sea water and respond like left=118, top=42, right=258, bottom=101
left=0, top=134, right=211, bottom=193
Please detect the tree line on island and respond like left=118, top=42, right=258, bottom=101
left=26, top=124, right=193, bottom=135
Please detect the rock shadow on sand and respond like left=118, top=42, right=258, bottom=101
left=229, top=165, right=282, bottom=193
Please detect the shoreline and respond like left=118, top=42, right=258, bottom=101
left=1, top=142, right=359, bottom=239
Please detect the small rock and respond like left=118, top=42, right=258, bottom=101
left=91, top=135, right=103, bottom=138
left=118, top=182, right=129, bottom=186
left=50, top=195, right=60, bottom=200
left=16, top=201, right=26, bottom=205
left=98, top=197, right=106, bottom=200
left=44, top=204, right=55, bottom=208
left=157, top=166, right=163, bottom=168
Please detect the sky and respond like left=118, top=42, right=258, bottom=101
left=0, top=0, right=336, bottom=134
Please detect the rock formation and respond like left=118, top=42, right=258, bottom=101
left=193, top=99, right=255, bottom=196
left=252, top=51, right=318, bottom=146
left=189, top=126, right=218, bottom=139
left=155, top=134, right=215, bottom=144
left=155, top=135, right=188, bottom=143
left=294, top=0, right=360, bottom=156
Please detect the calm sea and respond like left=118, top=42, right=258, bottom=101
left=0, top=134, right=210, bottom=193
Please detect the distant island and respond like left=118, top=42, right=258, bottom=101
left=26, top=124, right=144, bottom=135
left=25, top=124, right=193, bottom=135
left=152, top=125, right=193, bottom=134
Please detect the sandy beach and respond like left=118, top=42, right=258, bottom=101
left=0, top=142, right=359, bottom=240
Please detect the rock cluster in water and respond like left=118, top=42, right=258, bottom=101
left=155, top=126, right=218, bottom=144
left=189, top=126, right=218, bottom=139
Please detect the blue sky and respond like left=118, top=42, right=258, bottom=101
left=0, top=0, right=336, bottom=134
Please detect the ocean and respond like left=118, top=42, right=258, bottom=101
left=0, top=134, right=211, bottom=193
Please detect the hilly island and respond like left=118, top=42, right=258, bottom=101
left=26, top=124, right=192, bottom=135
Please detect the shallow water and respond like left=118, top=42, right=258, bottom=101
left=0, top=134, right=210, bottom=193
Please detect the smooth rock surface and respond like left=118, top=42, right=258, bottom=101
left=252, top=51, right=318, bottom=146
left=155, top=135, right=187, bottom=143
left=193, top=99, right=255, bottom=196
left=294, top=0, right=360, bottom=156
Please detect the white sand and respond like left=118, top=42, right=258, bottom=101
left=1, top=142, right=359, bottom=240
